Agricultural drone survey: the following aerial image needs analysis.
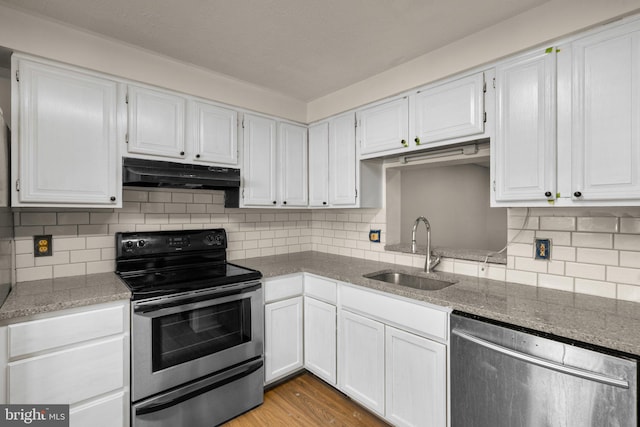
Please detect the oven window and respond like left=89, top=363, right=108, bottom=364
left=152, top=298, right=252, bottom=371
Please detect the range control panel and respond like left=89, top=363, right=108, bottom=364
left=116, top=228, right=227, bottom=257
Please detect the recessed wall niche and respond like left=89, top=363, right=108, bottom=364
left=385, top=148, right=507, bottom=254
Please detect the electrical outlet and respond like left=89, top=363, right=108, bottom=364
left=369, top=230, right=381, bottom=243
left=34, top=235, right=53, bottom=257
left=534, top=238, right=551, bottom=260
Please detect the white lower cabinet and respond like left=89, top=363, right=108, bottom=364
left=264, top=275, right=304, bottom=384
left=264, top=296, right=304, bottom=383
left=338, top=309, right=386, bottom=416
left=385, top=326, right=447, bottom=427
left=263, top=274, right=449, bottom=426
left=304, top=297, right=337, bottom=385
left=1, top=300, right=130, bottom=426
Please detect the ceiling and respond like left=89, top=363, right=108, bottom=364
left=0, top=0, right=549, bottom=101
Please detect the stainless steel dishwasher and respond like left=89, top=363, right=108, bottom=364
left=450, top=313, right=638, bottom=427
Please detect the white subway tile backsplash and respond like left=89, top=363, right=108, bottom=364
left=565, top=262, right=606, bottom=280
left=507, top=243, right=533, bottom=257
left=123, top=190, right=148, bottom=202
left=614, top=234, right=640, bottom=251
left=14, top=239, right=34, bottom=254
left=86, top=260, right=114, bottom=274
left=15, top=253, right=34, bottom=269
left=44, top=225, right=78, bottom=236
left=539, top=217, right=576, bottom=231
left=514, top=257, right=547, bottom=273
left=617, top=284, right=640, bottom=303
left=506, top=269, right=537, bottom=286
left=620, top=251, right=640, bottom=268
left=35, top=251, right=70, bottom=267
left=86, top=236, right=115, bottom=249
left=550, top=246, right=576, bottom=261
left=535, top=231, right=571, bottom=246
left=171, top=193, right=193, bottom=203
left=57, top=212, right=89, bottom=225
left=607, top=266, right=640, bottom=285
left=538, top=274, right=573, bottom=292
left=574, top=278, right=617, bottom=299
left=17, top=266, right=52, bottom=282
left=70, top=249, right=102, bottom=263
left=20, top=213, right=57, bottom=226
left=576, top=248, right=619, bottom=266
left=454, top=260, right=479, bottom=277
left=620, top=218, right=640, bottom=234
left=572, top=232, right=613, bottom=249
left=577, top=217, right=619, bottom=233
left=53, top=263, right=86, bottom=278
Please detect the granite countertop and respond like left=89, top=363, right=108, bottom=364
left=236, top=251, right=640, bottom=356
left=0, top=273, right=131, bottom=322
left=385, top=243, right=507, bottom=264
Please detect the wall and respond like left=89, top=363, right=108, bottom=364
left=307, top=0, right=640, bottom=121
left=13, top=188, right=312, bottom=282
left=0, top=3, right=306, bottom=123
left=0, top=72, right=9, bottom=127
left=397, top=164, right=506, bottom=251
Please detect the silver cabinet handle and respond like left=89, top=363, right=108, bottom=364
left=451, top=329, right=629, bottom=389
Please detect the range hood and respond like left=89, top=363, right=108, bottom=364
left=122, top=157, right=240, bottom=208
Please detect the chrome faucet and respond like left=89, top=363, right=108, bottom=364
left=411, top=216, right=441, bottom=273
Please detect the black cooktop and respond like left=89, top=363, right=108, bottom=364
left=115, top=229, right=262, bottom=300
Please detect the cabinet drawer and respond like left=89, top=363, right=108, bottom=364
left=70, top=391, right=126, bottom=427
left=8, top=302, right=127, bottom=358
left=264, top=275, right=303, bottom=303
left=304, top=274, right=337, bottom=304
left=340, top=285, right=448, bottom=342
left=9, top=335, right=125, bottom=404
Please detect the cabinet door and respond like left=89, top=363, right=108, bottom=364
left=494, top=49, right=556, bottom=202
left=385, top=326, right=446, bottom=427
left=189, top=100, right=237, bottom=165
left=264, top=296, right=303, bottom=384
left=304, top=297, right=336, bottom=385
left=14, top=59, right=120, bottom=206
left=570, top=21, right=640, bottom=201
left=412, top=72, right=485, bottom=147
left=329, top=113, right=357, bottom=206
left=242, top=114, right=277, bottom=206
left=308, top=122, right=329, bottom=207
left=279, top=122, right=308, bottom=206
left=127, top=84, right=186, bottom=159
left=358, top=97, right=409, bottom=156
left=338, top=310, right=385, bottom=416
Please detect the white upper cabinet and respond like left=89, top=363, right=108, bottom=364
left=357, top=71, right=488, bottom=160
left=126, top=84, right=238, bottom=167
left=493, top=16, right=640, bottom=207
left=358, top=97, right=409, bottom=156
left=494, top=48, right=556, bottom=203
left=12, top=56, right=121, bottom=207
left=568, top=20, right=640, bottom=202
left=278, top=122, right=308, bottom=207
left=127, top=84, right=186, bottom=159
left=329, top=113, right=357, bottom=206
left=189, top=100, right=237, bottom=165
left=411, top=72, right=485, bottom=147
left=308, top=122, right=330, bottom=207
left=242, top=114, right=277, bottom=206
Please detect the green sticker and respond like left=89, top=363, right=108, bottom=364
left=545, top=47, right=553, bottom=54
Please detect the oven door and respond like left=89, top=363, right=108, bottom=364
left=131, top=280, right=263, bottom=401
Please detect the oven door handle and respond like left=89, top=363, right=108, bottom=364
left=134, top=358, right=264, bottom=416
left=134, top=282, right=261, bottom=317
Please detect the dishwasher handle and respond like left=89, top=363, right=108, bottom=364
left=451, top=329, right=629, bottom=389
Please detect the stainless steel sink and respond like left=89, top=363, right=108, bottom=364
left=364, top=271, right=456, bottom=291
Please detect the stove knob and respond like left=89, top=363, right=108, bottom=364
left=125, top=241, right=134, bottom=250
left=137, top=240, right=146, bottom=248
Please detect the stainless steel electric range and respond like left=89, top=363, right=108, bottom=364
left=115, top=228, right=264, bottom=427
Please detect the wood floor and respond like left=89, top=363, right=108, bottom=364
left=223, top=373, right=390, bottom=426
